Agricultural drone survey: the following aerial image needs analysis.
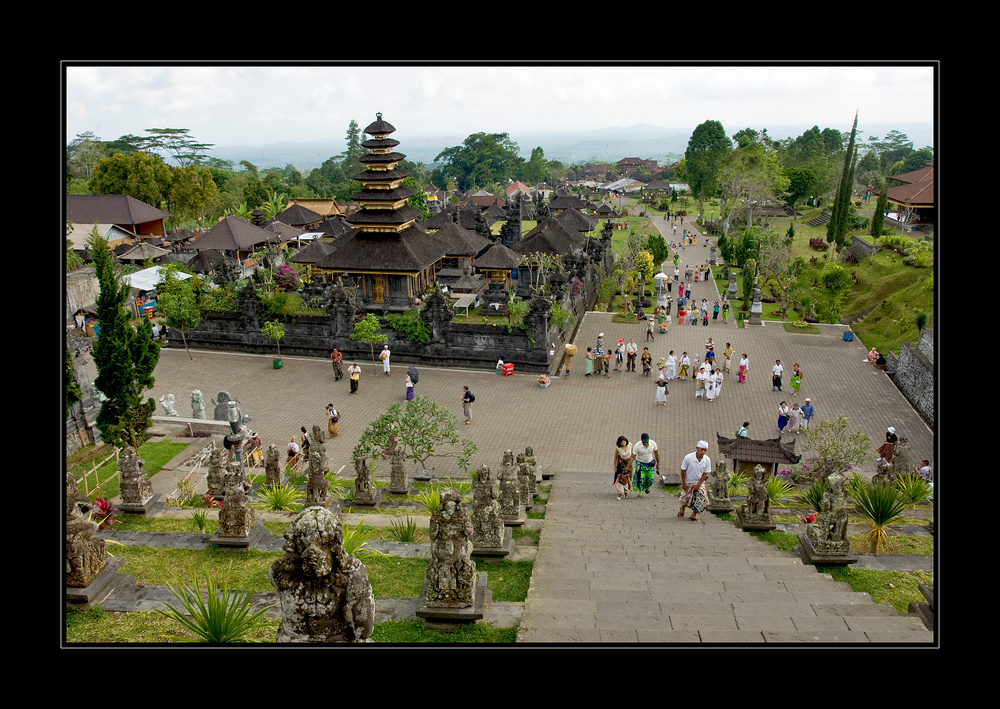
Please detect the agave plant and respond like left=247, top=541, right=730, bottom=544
left=894, top=474, right=933, bottom=506
left=253, top=481, right=304, bottom=512
left=727, top=471, right=748, bottom=497
left=845, top=472, right=870, bottom=501
left=387, top=516, right=420, bottom=543
left=797, top=477, right=828, bottom=514
left=414, top=489, right=441, bottom=514
left=853, top=481, right=907, bottom=553
left=155, top=569, right=275, bottom=643
left=765, top=475, right=797, bottom=506
left=341, top=520, right=386, bottom=560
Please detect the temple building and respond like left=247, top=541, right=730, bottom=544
left=314, top=113, right=449, bottom=310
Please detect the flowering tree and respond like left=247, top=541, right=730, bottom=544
left=797, top=415, right=871, bottom=483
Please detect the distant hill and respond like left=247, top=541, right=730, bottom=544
left=210, top=122, right=934, bottom=173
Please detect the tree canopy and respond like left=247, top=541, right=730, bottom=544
left=683, top=120, right=731, bottom=220
left=434, top=132, right=523, bottom=191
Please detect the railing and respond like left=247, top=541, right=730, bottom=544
left=74, top=447, right=121, bottom=497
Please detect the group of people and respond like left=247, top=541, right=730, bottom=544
left=771, top=359, right=805, bottom=396
left=613, top=436, right=713, bottom=521
left=776, top=398, right=815, bottom=434
left=581, top=333, right=643, bottom=378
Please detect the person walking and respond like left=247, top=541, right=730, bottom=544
left=646, top=316, right=655, bottom=341
left=287, top=436, right=301, bottom=467
left=380, top=345, right=391, bottom=376
left=722, top=300, right=729, bottom=325
left=772, top=359, right=784, bottom=391
left=800, top=398, right=815, bottom=431
left=300, top=426, right=311, bottom=457
left=787, top=403, right=802, bottom=433
left=641, top=347, right=653, bottom=376
left=713, top=301, right=720, bottom=322
left=462, top=386, right=474, bottom=425
left=790, top=363, right=803, bottom=396
left=348, top=363, right=362, bottom=394
left=632, top=433, right=660, bottom=497
left=593, top=343, right=606, bottom=377
left=404, top=372, right=415, bottom=401
left=330, top=348, right=344, bottom=381
left=722, top=343, right=734, bottom=373
left=626, top=338, right=638, bottom=372
left=654, top=373, right=669, bottom=406
left=739, top=353, right=749, bottom=383
left=777, top=401, right=790, bottom=432
left=665, top=350, right=677, bottom=380
left=326, top=403, right=339, bottom=437
left=563, top=342, right=578, bottom=378
left=614, top=338, right=625, bottom=372
left=737, top=421, right=750, bottom=438
left=614, top=436, right=634, bottom=500
left=679, top=441, right=711, bottom=521
left=585, top=347, right=595, bottom=376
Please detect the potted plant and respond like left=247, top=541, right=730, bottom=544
left=260, top=320, right=285, bottom=369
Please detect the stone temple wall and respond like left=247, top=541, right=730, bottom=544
left=892, top=328, right=934, bottom=427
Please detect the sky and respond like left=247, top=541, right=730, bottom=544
left=63, top=62, right=937, bottom=148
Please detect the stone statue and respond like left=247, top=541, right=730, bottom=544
left=516, top=453, right=533, bottom=507
left=211, top=391, right=231, bottom=421
left=269, top=505, right=375, bottom=643
left=424, top=488, right=477, bottom=608
left=708, top=460, right=732, bottom=508
left=206, top=447, right=227, bottom=498
left=497, top=450, right=522, bottom=519
left=65, top=473, right=108, bottom=588
left=264, top=444, right=281, bottom=487
left=217, top=463, right=256, bottom=538
left=389, top=450, right=407, bottom=493
left=470, top=464, right=505, bottom=549
left=190, top=389, right=206, bottom=419
left=523, top=447, right=539, bottom=497
left=91, top=383, right=108, bottom=403
left=159, top=394, right=179, bottom=417
left=806, top=472, right=851, bottom=556
left=227, top=399, right=244, bottom=435
left=118, top=445, right=153, bottom=505
left=352, top=456, right=377, bottom=505
left=742, top=464, right=770, bottom=522
left=874, top=456, right=894, bottom=486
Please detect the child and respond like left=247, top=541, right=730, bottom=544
left=615, top=466, right=632, bottom=500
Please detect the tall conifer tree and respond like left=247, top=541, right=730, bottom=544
left=827, top=112, right=859, bottom=250
left=88, top=228, right=160, bottom=448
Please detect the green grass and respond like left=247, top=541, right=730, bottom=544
left=68, top=440, right=190, bottom=500
left=818, top=567, right=933, bottom=614
left=371, top=619, right=518, bottom=643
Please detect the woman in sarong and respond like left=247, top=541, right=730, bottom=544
left=790, top=363, right=803, bottom=396
left=777, top=402, right=790, bottom=432
left=738, top=354, right=749, bottom=383
left=678, top=352, right=691, bottom=380
left=654, top=374, right=669, bottom=406
left=614, top=436, right=633, bottom=499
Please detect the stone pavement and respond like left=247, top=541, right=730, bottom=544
left=84, top=210, right=934, bottom=643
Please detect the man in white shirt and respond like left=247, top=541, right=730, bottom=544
left=632, top=433, right=659, bottom=497
left=772, top=359, right=783, bottom=392
left=679, top=440, right=712, bottom=521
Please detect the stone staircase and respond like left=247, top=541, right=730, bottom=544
left=805, top=211, right=831, bottom=228
left=515, top=472, right=933, bottom=643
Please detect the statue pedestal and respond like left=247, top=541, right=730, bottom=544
left=735, top=505, right=776, bottom=531
left=501, top=507, right=526, bottom=527
left=115, top=493, right=164, bottom=515
left=388, top=483, right=412, bottom=496
left=472, top=527, right=513, bottom=558
left=350, top=491, right=383, bottom=507
left=208, top=519, right=265, bottom=549
left=660, top=473, right=681, bottom=486
left=66, top=557, right=128, bottom=606
left=797, top=533, right=857, bottom=566
left=416, top=572, right=488, bottom=623
left=412, top=469, right=434, bottom=483
left=707, top=502, right=734, bottom=514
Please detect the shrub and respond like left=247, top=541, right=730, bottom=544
left=385, top=308, right=430, bottom=344
left=155, top=569, right=275, bottom=643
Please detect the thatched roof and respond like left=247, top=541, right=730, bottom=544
left=551, top=207, right=598, bottom=234
left=473, top=242, right=522, bottom=270
left=514, top=219, right=588, bottom=255
left=313, top=226, right=448, bottom=273
left=273, top=204, right=323, bottom=228
left=716, top=433, right=801, bottom=465
left=431, top=221, right=493, bottom=258
left=193, top=216, right=280, bottom=251
left=287, top=239, right=338, bottom=264
left=66, top=194, right=172, bottom=225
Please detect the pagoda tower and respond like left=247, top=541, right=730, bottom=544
left=316, top=113, right=448, bottom=309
